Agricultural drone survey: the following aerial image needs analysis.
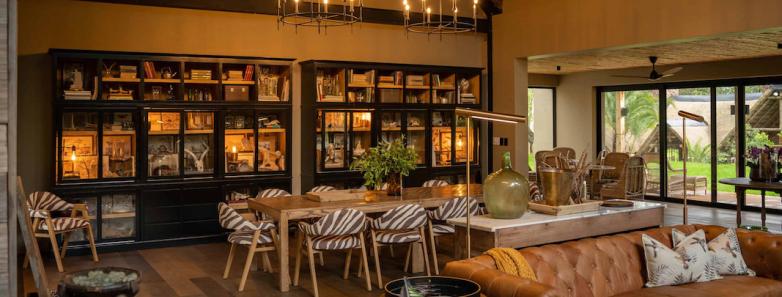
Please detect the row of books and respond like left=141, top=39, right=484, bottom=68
left=347, top=69, right=375, bottom=86
left=378, top=71, right=404, bottom=86
left=143, top=62, right=158, bottom=79
left=432, top=74, right=454, bottom=87
left=226, top=65, right=255, bottom=81
left=63, top=77, right=98, bottom=100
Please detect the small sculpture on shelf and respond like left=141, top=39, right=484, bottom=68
left=353, top=140, right=365, bottom=156
left=259, top=148, right=281, bottom=171
left=184, top=141, right=210, bottom=173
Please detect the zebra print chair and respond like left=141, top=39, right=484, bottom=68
left=294, top=209, right=371, bottom=297
left=426, top=197, right=480, bottom=274
left=218, top=202, right=279, bottom=292
left=24, top=190, right=99, bottom=273
left=254, top=188, right=291, bottom=220
left=309, top=185, right=336, bottom=192
left=366, top=204, right=431, bottom=288
left=422, top=179, right=450, bottom=187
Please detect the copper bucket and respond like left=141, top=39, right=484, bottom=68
left=539, top=168, right=575, bottom=206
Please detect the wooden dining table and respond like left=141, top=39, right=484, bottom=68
left=247, top=184, right=483, bottom=292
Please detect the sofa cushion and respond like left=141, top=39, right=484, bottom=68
left=613, top=276, right=782, bottom=297
left=673, top=228, right=755, bottom=276
left=643, top=230, right=721, bottom=287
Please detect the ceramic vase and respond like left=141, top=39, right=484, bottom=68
left=483, top=152, right=529, bottom=219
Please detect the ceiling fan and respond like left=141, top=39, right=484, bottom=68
left=612, top=56, right=683, bottom=80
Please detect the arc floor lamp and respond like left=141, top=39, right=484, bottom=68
left=455, top=108, right=526, bottom=257
left=678, top=110, right=706, bottom=225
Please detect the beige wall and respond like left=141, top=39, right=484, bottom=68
left=492, top=0, right=782, bottom=173
left=18, top=0, right=487, bottom=193
left=555, top=55, right=782, bottom=159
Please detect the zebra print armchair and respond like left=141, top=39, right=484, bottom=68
left=294, top=209, right=371, bottom=297
left=422, top=179, right=450, bottom=187
left=426, top=197, right=480, bottom=274
left=25, top=191, right=99, bottom=272
left=218, top=202, right=278, bottom=292
left=367, top=204, right=431, bottom=288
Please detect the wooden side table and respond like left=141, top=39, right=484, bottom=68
left=718, top=177, right=779, bottom=230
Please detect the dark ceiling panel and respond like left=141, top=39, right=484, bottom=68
left=81, top=0, right=491, bottom=32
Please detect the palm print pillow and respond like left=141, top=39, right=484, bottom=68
left=642, top=230, right=721, bottom=287
left=672, top=228, right=755, bottom=276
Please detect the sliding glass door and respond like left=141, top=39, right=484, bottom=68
left=528, top=87, right=555, bottom=170
left=665, top=88, right=711, bottom=202
left=597, top=78, right=782, bottom=215
left=601, top=89, right=661, bottom=197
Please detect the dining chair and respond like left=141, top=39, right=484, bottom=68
left=218, top=202, right=279, bottom=292
left=422, top=179, right=449, bottom=187
left=600, top=156, right=647, bottom=200
left=367, top=204, right=430, bottom=288
left=20, top=179, right=99, bottom=273
left=254, top=188, right=291, bottom=220
left=309, top=185, right=336, bottom=192
left=553, top=147, right=576, bottom=160
left=294, top=208, right=372, bottom=297
left=426, top=197, right=480, bottom=274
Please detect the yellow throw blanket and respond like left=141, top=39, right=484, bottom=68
left=485, top=248, right=537, bottom=281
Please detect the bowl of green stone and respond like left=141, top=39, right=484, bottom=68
left=57, top=267, right=140, bottom=297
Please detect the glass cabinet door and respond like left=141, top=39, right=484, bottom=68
left=60, top=111, right=99, bottom=181
left=185, top=112, right=215, bottom=175
left=406, top=111, right=427, bottom=165
left=147, top=112, right=180, bottom=177
left=379, top=111, right=402, bottom=143
left=102, top=112, right=136, bottom=178
left=456, top=115, right=479, bottom=164
left=101, top=193, right=136, bottom=240
left=318, top=111, right=348, bottom=171
left=257, top=112, right=287, bottom=172
left=351, top=112, right=373, bottom=160
left=225, top=111, right=255, bottom=174
left=432, top=111, right=453, bottom=167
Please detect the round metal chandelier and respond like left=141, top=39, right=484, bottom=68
left=277, top=0, right=363, bottom=32
left=403, top=0, right=478, bottom=34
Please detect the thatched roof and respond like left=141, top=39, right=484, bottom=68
left=718, top=88, right=782, bottom=150
left=637, top=123, right=683, bottom=155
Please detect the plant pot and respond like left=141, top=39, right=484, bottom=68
left=483, top=152, right=529, bottom=219
left=386, top=173, right=402, bottom=196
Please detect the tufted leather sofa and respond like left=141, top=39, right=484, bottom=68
left=443, top=225, right=782, bottom=297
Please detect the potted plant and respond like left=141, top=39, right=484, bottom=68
left=746, top=146, right=779, bottom=182
left=350, top=137, right=417, bottom=196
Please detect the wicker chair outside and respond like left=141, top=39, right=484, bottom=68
left=600, top=155, right=646, bottom=200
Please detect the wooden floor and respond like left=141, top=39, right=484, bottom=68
left=24, top=203, right=781, bottom=297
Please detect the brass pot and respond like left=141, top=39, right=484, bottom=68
left=539, top=168, right=575, bottom=206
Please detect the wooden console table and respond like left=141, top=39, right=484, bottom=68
left=718, top=177, right=778, bottom=229
left=248, top=185, right=483, bottom=292
left=447, top=201, right=665, bottom=257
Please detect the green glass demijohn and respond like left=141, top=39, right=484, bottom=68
left=483, top=152, right=529, bottom=219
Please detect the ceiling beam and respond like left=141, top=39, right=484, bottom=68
left=81, top=0, right=491, bottom=32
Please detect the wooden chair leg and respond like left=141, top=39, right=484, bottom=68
left=318, top=251, right=325, bottom=266
left=293, top=231, right=303, bottom=286
left=262, top=251, right=273, bottom=273
left=47, top=230, right=64, bottom=273
left=419, top=228, right=431, bottom=276
left=60, top=232, right=70, bottom=259
left=239, top=232, right=260, bottom=292
left=428, top=223, right=440, bottom=275
left=343, top=248, right=353, bottom=279
left=370, top=230, right=383, bottom=289
left=306, top=237, right=320, bottom=297
left=389, top=246, right=395, bottom=257
left=403, top=244, right=411, bottom=272
left=223, top=243, right=237, bottom=279
left=86, top=225, right=99, bottom=262
left=358, top=232, right=372, bottom=291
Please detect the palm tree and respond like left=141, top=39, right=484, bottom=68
left=603, top=90, right=669, bottom=152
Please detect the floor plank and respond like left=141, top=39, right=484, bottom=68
left=23, top=202, right=781, bottom=296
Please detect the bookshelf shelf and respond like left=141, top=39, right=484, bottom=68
left=223, top=80, right=255, bottom=85
left=144, top=78, right=180, bottom=83
left=184, top=79, right=219, bottom=84
left=103, top=77, right=141, bottom=83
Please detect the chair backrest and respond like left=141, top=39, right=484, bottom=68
left=303, top=208, right=366, bottom=236
left=27, top=191, right=72, bottom=213
left=422, top=179, right=450, bottom=187
left=602, top=152, right=630, bottom=180
left=553, top=147, right=576, bottom=160
left=624, top=156, right=647, bottom=197
left=428, top=197, right=480, bottom=221
left=370, top=204, right=427, bottom=231
left=309, top=185, right=336, bottom=192
left=257, top=188, right=291, bottom=198
left=218, top=202, right=273, bottom=231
